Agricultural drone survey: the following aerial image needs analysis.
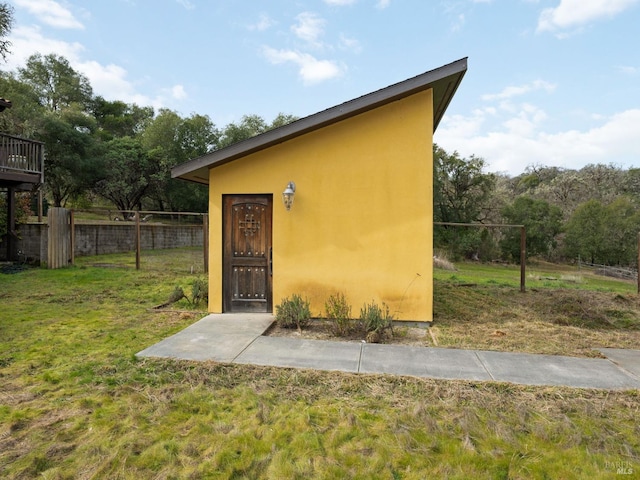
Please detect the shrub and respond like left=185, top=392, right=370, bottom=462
left=360, top=300, right=393, bottom=336
left=0, top=192, right=32, bottom=241
left=275, top=294, right=311, bottom=330
left=325, top=292, right=353, bottom=336
left=167, top=285, right=188, bottom=305
left=191, top=277, right=208, bottom=305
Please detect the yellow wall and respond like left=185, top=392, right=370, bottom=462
left=209, top=89, right=434, bottom=321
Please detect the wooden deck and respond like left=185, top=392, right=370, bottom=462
left=1, top=133, right=44, bottom=261
left=0, top=133, right=45, bottom=188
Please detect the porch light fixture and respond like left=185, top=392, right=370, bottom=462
left=282, top=181, right=296, bottom=211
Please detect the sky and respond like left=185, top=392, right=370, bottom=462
left=3, top=0, right=640, bottom=176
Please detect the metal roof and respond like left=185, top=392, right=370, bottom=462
left=172, top=57, right=468, bottom=185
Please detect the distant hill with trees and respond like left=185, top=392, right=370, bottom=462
left=434, top=145, right=640, bottom=267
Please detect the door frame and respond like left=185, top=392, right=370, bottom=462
left=222, top=194, right=273, bottom=313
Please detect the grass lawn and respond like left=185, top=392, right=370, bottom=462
left=1, top=250, right=638, bottom=479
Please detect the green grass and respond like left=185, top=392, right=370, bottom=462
left=1, top=252, right=639, bottom=478
left=434, top=260, right=638, bottom=294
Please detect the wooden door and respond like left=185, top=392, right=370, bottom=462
left=223, top=195, right=273, bottom=312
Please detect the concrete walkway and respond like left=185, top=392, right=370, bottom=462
left=137, top=314, right=640, bottom=390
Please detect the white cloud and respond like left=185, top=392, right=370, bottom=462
left=437, top=110, right=487, bottom=139
left=76, top=60, right=130, bottom=96
left=13, top=0, right=84, bottom=29
left=261, top=46, right=343, bottom=85
left=451, top=13, right=466, bottom=32
left=616, top=65, right=639, bottom=75
left=78, top=62, right=187, bottom=110
left=171, top=85, right=187, bottom=100
left=339, top=34, right=362, bottom=53
left=537, top=0, right=640, bottom=35
left=6, top=25, right=175, bottom=110
left=324, top=0, right=358, bottom=5
left=481, top=80, right=556, bottom=101
left=76, top=60, right=166, bottom=108
left=5, top=25, right=85, bottom=70
left=437, top=107, right=640, bottom=175
left=502, top=103, right=548, bottom=137
left=175, top=0, right=195, bottom=10
left=291, top=12, right=326, bottom=46
left=376, top=0, right=391, bottom=8
left=247, top=13, right=275, bottom=32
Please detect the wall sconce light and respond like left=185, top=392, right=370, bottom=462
left=282, top=181, right=296, bottom=211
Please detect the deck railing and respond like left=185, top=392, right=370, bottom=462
left=0, top=133, right=45, bottom=183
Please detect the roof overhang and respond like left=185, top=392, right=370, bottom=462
left=0, top=98, right=12, bottom=112
left=172, top=57, right=467, bottom=185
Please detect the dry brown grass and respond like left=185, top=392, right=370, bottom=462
left=433, top=285, right=640, bottom=357
left=433, top=255, right=457, bottom=271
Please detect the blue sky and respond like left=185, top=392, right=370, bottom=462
left=4, top=0, right=640, bottom=176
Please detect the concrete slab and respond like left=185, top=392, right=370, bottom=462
left=234, top=336, right=362, bottom=373
left=137, top=314, right=640, bottom=390
left=360, top=344, right=493, bottom=381
left=136, top=313, right=273, bottom=363
left=476, top=350, right=640, bottom=390
left=598, top=348, right=640, bottom=378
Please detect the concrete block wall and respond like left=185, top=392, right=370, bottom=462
left=16, top=222, right=203, bottom=264
left=13, top=223, right=47, bottom=262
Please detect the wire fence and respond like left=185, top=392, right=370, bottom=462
left=75, top=208, right=208, bottom=273
left=576, top=258, right=638, bottom=282
left=41, top=207, right=208, bottom=273
left=75, top=246, right=207, bottom=276
left=434, top=222, right=527, bottom=292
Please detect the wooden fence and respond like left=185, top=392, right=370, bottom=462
left=47, top=207, right=71, bottom=269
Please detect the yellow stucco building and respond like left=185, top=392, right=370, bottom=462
left=173, top=58, right=467, bottom=322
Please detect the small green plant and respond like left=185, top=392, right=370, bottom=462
left=0, top=192, right=32, bottom=241
left=360, top=300, right=394, bottom=342
left=191, top=277, right=208, bottom=305
left=275, top=294, right=311, bottom=330
left=325, top=292, right=353, bottom=336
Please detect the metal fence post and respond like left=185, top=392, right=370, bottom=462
left=135, top=211, right=141, bottom=270
left=520, top=226, right=526, bottom=293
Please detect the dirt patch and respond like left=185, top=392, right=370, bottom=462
left=265, top=319, right=433, bottom=347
